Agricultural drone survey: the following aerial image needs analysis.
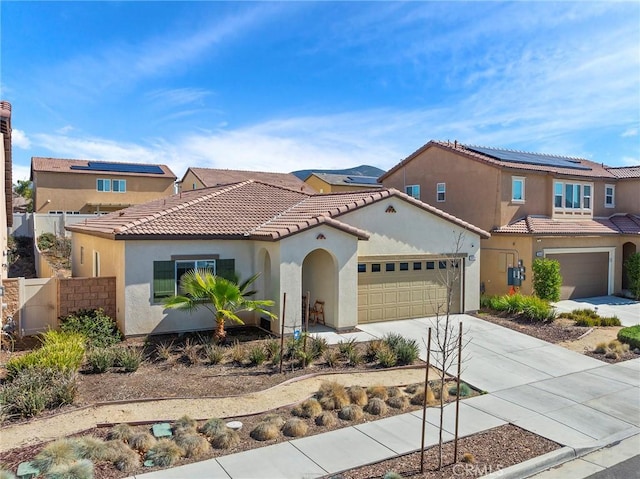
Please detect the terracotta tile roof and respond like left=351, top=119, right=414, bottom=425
left=184, top=167, right=316, bottom=194
left=67, top=180, right=490, bottom=241
left=306, top=173, right=382, bottom=188
left=494, top=214, right=640, bottom=235
left=380, top=140, right=617, bottom=181
left=31, top=157, right=176, bottom=179
left=606, top=165, right=640, bottom=179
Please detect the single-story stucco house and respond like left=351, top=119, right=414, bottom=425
left=67, top=180, right=489, bottom=336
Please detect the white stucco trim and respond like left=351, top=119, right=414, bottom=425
left=543, top=247, right=615, bottom=295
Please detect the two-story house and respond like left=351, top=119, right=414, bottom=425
left=31, top=158, right=177, bottom=214
left=179, top=167, right=316, bottom=194
left=380, top=141, right=640, bottom=299
left=304, top=173, right=383, bottom=193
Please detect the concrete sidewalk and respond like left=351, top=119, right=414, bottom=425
left=127, top=314, right=640, bottom=479
left=553, top=296, right=640, bottom=327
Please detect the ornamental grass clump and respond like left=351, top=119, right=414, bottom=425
left=145, top=439, right=184, bottom=467
left=247, top=344, right=267, bottom=366
left=282, top=418, right=308, bottom=437
left=0, top=469, right=16, bottom=479
left=172, top=415, right=197, bottom=436
left=174, top=434, right=210, bottom=458
left=375, top=344, right=397, bottom=368
left=346, top=386, right=368, bottom=406
left=107, top=423, right=134, bottom=442
left=322, top=349, right=340, bottom=368
left=410, top=385, right=436, bottom=406
left=104, top=441, right=140, bottom=472
left=45, top=459, right=94, bottom=479
left=261, top=413, right=286, bottom=428
left=114, top=346, right=144, bottom=372
left=449, top=383, right=472, bottom=397
left=367, top=385, right=388, bottom=401
left=85, top=347, right=115, bottom=373
left=317, top=381, right=350, bottom=410
left=338, top=404, right=363, bottom=421
left=155, top=341, right=174, bottom=362
left=386, top=395, right=409, bottom=410
left=71, top=436, right=109, bottom=461
left=308, top=336, right=329, bottom=360
left=210, top=429, right=240, bottom=449
left=31, top=438, right=78, bottom=473
left=365, top=397, right=388, bottom=416
left=199, top=418, right=227, bottom=438
left=292, top=398, right=323, bottom=418
left=365, top=340, right=385, bottom=362
left=315, top=411, right=336, bottom=427
left=203, top=344, right=225, bottom=365
left=128, top=432, right=156, bottom=453
left=250, top=421, right=280, bottom=441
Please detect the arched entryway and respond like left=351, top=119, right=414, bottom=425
left=302, top=249, right=338, bottom=328
left=256, top=249, right=274, bottom=331
left=622, top=242, right=637, bottom=291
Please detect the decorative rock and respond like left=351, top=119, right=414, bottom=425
left=143, top=459, right=155, bottom=467
left=151, top=423, right=173, bottom=438
left=17, top=461, right=39, bottom=479
left=226, top=421, right=243, bottom=431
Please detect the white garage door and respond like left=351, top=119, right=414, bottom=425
left=546, top=252, right=609, bottom=300
left=358, top=258, right=462, bottom=323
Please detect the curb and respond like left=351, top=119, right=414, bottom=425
left=481, top=447, right=576, bottom=478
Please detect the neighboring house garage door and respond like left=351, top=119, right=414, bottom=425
left=546, top=252, right=609, bottom=300
left=358, top=258, right=462, bottom=323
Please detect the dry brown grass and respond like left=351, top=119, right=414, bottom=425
left=338, top=404, right=364, bottom=421
left=347, top=386, right=369, bottom=406
left=145, top=439, right=185, bottom=467
left=410, top=385, right=436, bottom=405
left=250, top=422, right=280, bottom=441
left=107, top=423, right=134, bottom=442
left=387, top=395, right=410, bottom=410
left=173, top=415, right=198, bottom=436
left=292, top=398, right=323, bottom=418
left=210, top=429, right=240, bottom=449
left=199, top=418, right=227, bottom=438
left=318, top=381, right=350, bottom=410
left=174, top=434, right=210, bottom=458
left=315, top=411, right=337, bottom=427
left=128, top=432, right=156, bottom=453
left=282, top=418, right=309, bottom=437
left=367, top=385, right=389, bottom=400
left=261, top=414, right=286, bottom=428
left=365, top=397, right=388, bottom=416
left=387, top=386, right=403, bottom=397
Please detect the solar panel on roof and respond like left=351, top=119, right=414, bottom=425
left=70, top=162, right=165, bottom=174
left=345, top=176, right=379, bottom=185
left=467, top=146, right=591, bottom=171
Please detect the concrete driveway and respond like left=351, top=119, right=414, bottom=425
left=553, top=296, right=640, bottom=326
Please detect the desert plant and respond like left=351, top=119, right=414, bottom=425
left=394, top=338, right=420, bottom=365
left=366, top=397, right=388, bottom=415
left=532, top=258, right=562, bottom=301
left=593, top=341, right=608, bottom=354
left=173, top=415, right=197, bottom=436
left=263, top=339, right=281, bottom=361
left=387, top=386, right=403, bottom=397
left=174, top=434, right=210, bottom=458
left=618, top=325, right=640, bottom=350
left=261, top=413, right=286, bottom=428
left=608, top=340, right=629, bottom=354
left=107, top=423, right=134, bottom=442
left=315, top=411, right=336, bottom=426
left=247, top=344, right=267, bottom=366
left=71, top=436, right=109, bottom=461
left=410, top=385, right=435, bottom=405
left=365, top=340, right=384, bottom=362
left=560, top=309, right=621, bottom=327
left=449, top=383, right=471, bottom=397
left=199, top=418, right=227, bottom=437
left=37, top=232, right=57, bottom=251
left=155, top=341, right=174, bottom=361
left=145, top=439, right=184, bottom=466
left=210, top=429, right=240, bottom=449
left=404, top=383, right=421, bottom=394
left=625, top=252, right=640, bottom=299
left=462, top=452, right=476, bottom=464
left=292, top=398, right=323, bottom=418
left=432, top=381, right=449, bottom=401
left=308, top=336, right=329, bottom=359
left=114, top=346, right=144, bottom=372
left=375, top=344, right=397, bottom=367
left=112, top=447, right=140, bottom=472
left=59, top=308, right=122, bottom=348
left=230, top=340, right=247, bottom=365
left=346, top=348, right=364, bottom=366
left=128, top=432, right=156, bottom=453
left=85, top=347, right=115, bottom=373
left=202, top=344, right=225, bottom=365
left=282, top=418, right=308, bottom=437
left=481, top=293, right=556, bottom=322
left=44, top=459, right=94, bottom=479
left=387, top=395, right=409, bottom=410
left=179, top=338, right=200, bottom=365
left=346, top=386, right=368, bottom=406
left=367, top=385, right=388, bottom=401
left=338, top=404, right=363, bottom=421
left=322, top=349, right=340, bottom=368
left=31, top=438, right=78, bottom=472
left=250, top=421, right=280, bottom=441
left=381, top=333, right=405, bottom=351
left=317, top=381, right=350, bottom=410
left=337, top=338, right=357, bottom=357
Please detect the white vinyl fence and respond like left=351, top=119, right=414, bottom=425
left=12, top=213, right=96, bottom=238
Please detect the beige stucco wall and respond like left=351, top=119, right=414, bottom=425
left=34, top=171, right=175, bottom=214
left=614, top=179, right=640, bottom=214
left=71, top=232, right=126, bottom=331
left=304, top=175, right=378, bottom=193
left=339, top=197, right=483, bottom=312
left=178, top=170, right=205, bottom=192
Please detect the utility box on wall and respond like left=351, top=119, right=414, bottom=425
left=507, top=261, right=526, bottom=286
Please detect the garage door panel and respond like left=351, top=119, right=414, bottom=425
left=546, top=252, right=608, bottom=300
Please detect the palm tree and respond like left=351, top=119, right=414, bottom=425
left=164, top=269, right=277, bottom=342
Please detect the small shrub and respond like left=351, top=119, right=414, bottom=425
left=366, top=397, right=388, bottom=415
left=367, top=385, right=388, bottom=401
left=315, top=411, right=336, bottom=426
left=432, top=381, right=449, bottom=401
left=247, top=344, right=267, bottom=366
left=155, top=341, right=174, bottom=361
left=174, top=434, right=210, bottom=458
left=282, top=417, right=308, bottom=437
left=179, top=338, right=200, bottom=365
left=59, top=308, right=122, bottom=348
left=462, top=452, right=475, bottom=463
left=114, top=346, right=144, bottom=372
left=308, top=336, right=329, bottom=359
left=200, top=418, right=227, bottom=437
left=45, top=459, right=94, bottom=479
left=107, top=423, right=134, bottom=442
left=323, top=349, right=340, bottom=367
left=173, top=415, right=197, bottom=436
left=203, top=344, right=225, bottom=365
left=145, top=439, right=184, bottom=466
left=387, top=395, right=409, bottom=410
left=410, top=386, right=435, bottom=405
left=85, top=348, right=115, bottom=373
left=338, top=404, right=363, bottom=421
left=261, top=413, right=286, bottom=428
left=346, top=386, right=368, bottom=406
left=72, top=436, right=109, bottom=461
left=387, top=386, right=403, bottom=397
left=128, top=432, right=156, bottom=453
left=449, top=383, right=471, bottom=397
left=365, top=340, right=384, bottom=362
left=250, top=421, right=280, bottom=441
left=618, top=325, right=640, bottom=350
left=230, top=341, right=246, bottom=365
left=346, top=348, right=364, bottom=366
left=375, top=344, right=397, bottom=368
left=625, top=252, right=640, bottom=299
left=318, top=382, right=350, bottom=410
left=210, top=429, right=240, bottom=449
left=593, top=341, right=608, bottom=354
left=532, top=258, right=562, bottom=302
left=481, top=293, right=555, bottom=322
left=112, top=447, right=140, bottom=473
left=37, top=233, right=57, bottom=251
left=264, top=339, right=281, bottom=361
left=31, top=438, right=78, bottom=472
left=292, top=398, right=323, bottom=418
left=394, top=338, right=420, bottom=365
left=337, top=338, right=357, bottom=358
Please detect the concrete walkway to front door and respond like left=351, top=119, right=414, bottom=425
left=553, top=295, right=640, bottom=327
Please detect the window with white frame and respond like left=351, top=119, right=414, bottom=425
left=97, top=179, right=111, bottom=192
left=553, top=181, right=593, bottom=211
left=512, top=177, right=525, bottom=202
left=405, top=185, right=420, bottom=200
left=605, top=185, right=615, bottom=208
left=436, top=183, right=446, bottom=202
left=112, top=179, right=126, bottom=192
left=175, top=259, right=217, bottom=293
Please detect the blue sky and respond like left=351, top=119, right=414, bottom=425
left=1, top=1, right=639, bottom=182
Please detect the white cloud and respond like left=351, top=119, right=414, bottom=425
left=145, top=88, right=211, bottom=107
left=621, top=156, right=640, bottom=166
left=12, top=164, right=31, bottom=183
left=621, top=128, right=638, bottom=138
left=11, top=129, right=31, bottom=149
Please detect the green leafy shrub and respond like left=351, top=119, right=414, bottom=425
left=145, top=439, right=184, bottom=466
left=37, top=232, right=57, bottom=251
left=337, top=338, right=357, bottom=357
left=203, top=344, right=225, bottom=365
left=480, top=293, right=556, bottom=322
left=247, top=344, right=267, bottom=366
left=375, top=344, right=397, bottom=368
left=60, top=309, right=122, bottom=348
left=0, top=368, right=77, bottom=419
left=618, top=325, right=640, bottom=350
left=532, top=258, right=562, bottom=302
left=113, top=346, right=144, bottom=372
left=625, top=253, right=640, bottom=299
left=85, top=348, right=115, bottom=373
left=449, top=383, right=472, bottom=397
